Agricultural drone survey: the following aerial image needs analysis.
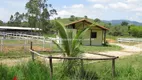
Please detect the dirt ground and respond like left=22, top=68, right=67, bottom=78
left=1, top=46, right=52, bottom=53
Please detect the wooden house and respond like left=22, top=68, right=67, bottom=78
left=65, top=19, right=108, bottom=46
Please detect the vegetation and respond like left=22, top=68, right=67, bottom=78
left=53, top=21, right=89, bottom=75
left=108, top=25, right=129, bottom=36
left=121, top=21, right=129, bottom=26
left=53, top=21, right=89, bottom=57
left=25, top=0, right=57, bottom=33
left=0, top=51, right=30, bottom=58
left=1, top=54, right=142, bottom=80
left=129, top=25, right=142, bottom=37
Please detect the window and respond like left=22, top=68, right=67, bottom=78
left=91, top=32, right=97, bottom=38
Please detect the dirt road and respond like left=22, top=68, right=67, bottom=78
left=84, top=43, right=142, bottom=58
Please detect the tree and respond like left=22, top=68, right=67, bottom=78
left=94, top=18, right=101, bottom=22
left=84, top=15, right=88, bottom=19
left=57, top=17, right=61, bottom=19
left=69, top=15, right=75, bottom=21
left=0, top=20, right=4, bottom=26
left=26, top=0, right=57, bottom=33
left=53, top=21, right=89, bottom=74
left=7, top=12, right=25, bottom=27
left=121, top=21, right=128, bottom=26
left=14, top=12, right=22, bottom=26
left=129, top=25, right=142, bottom=37
left=7, top=15, right=15, bottom=26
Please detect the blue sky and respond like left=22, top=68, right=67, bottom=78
left=0, top=0, right=142, bottom=22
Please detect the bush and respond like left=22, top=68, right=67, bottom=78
left=129, top=25, right=142, bottom=37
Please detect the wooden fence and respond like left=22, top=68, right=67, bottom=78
left=30, top=42, right=119, bottom=80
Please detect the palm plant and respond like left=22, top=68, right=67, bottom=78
left=53, top=20, right=89, bottom=57
left=52, top=21, right=89, bottom=76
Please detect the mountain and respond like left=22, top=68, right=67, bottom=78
left=102, top=20, right=142, bottom=25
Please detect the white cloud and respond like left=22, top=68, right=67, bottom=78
left=58, top=10, right=72, bottom=16
left=3, top=0, right=27, bottom=8
left=87, top=0, right=111, bottom=3
left=63, top=5, right=67, bottom=8
left=0, top=0, right=27, bottom=22
left=54, top=4, right=105, bottom=20
left=136, top=13, right=142, bottom=16
left=126, top=0, right=139, bottom=3
left=133, top=8, right=142, bottom=12
left=0, top=8, right=12, bottom=22
left=109, top=2, right=130, bottom=10
left=93, top=4, right=106, bottom=9
left=71, top=4, right=84, bottom=8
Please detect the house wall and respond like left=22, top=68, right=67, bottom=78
left=82, top=29, right=103, bottom=46
left=82, top=30, right=91, bottom=45
left=91, top=30, right=103, bottom=45
left=67, top=22, right=104, bottom=46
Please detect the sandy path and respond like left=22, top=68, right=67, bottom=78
left=84, top=43, right=142, bottom=58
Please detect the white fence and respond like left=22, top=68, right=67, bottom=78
left=117, top=38, right=142, bottom=43
left=0, top=38, right=56, bottom=52
left=3, top=33, right=45, bottom=40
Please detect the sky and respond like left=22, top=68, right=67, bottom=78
left=0, top=0, right=142, bottom=22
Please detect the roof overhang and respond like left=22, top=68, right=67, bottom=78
left=65, top=19, right=109, bottom=30
left=65, top=19, right=92, bottom=26
left=0, top=26, right=42, bottom=31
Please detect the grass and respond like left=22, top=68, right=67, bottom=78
left=0, top=51, right=30, bottom=59
left=1, top=54, right=142, bottom=80
left=0, top=54, right=142, bottom=80
left=85, top=54, right=142, bottom=80
left=80, top=44, right=122, bottom=52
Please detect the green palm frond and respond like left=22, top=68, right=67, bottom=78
left=53, top=20, right=89, bottom=57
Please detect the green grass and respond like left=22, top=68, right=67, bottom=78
left=91, top=54, right=142, bottom=80
left=1, top=54, right=142, bottom=80
left=0, top=51, right=30, bottom=59
left=80, top=45, right=122, bottom=52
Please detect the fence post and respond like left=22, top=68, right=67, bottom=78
left=24, top=39, right=26, bottom=51
left=0, top=38, right=3, bottom=52
left=43, top=38, right=45, bottom=51
left=80, top=59, right=84, bottom=79
left=30, top=42, right=34, bottom=61
left=49, top=55, right=53, bottom=80
left=112, top=59, right=115, bottom=77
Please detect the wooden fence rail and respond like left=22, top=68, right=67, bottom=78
left=30, top=42, right=119, bottom=80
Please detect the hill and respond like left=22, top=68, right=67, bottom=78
left=103, top=20, right=142, bottom=25
left=56, top=17, right=142, bottom=26
left=56, top=17, right=94, bottom=25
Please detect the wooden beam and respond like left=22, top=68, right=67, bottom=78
left=80, top=59, right=84, bottom=79
left=102, top=30, right=104, bottom=44
left=49, top=55, right=53, bottom=80
left=104, top=30, right=106, bottom=44
left=90, top=30, right=92, bottom=46
left=83, top=21, right=85, bottom=28
left=112, top=59, right=115, bottom=77
left=48, top=56, right=118, bottom=60
left=30, top=42, right=34, bottom=61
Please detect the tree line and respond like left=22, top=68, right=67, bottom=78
left=0, top=0, right=57, bottom=33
